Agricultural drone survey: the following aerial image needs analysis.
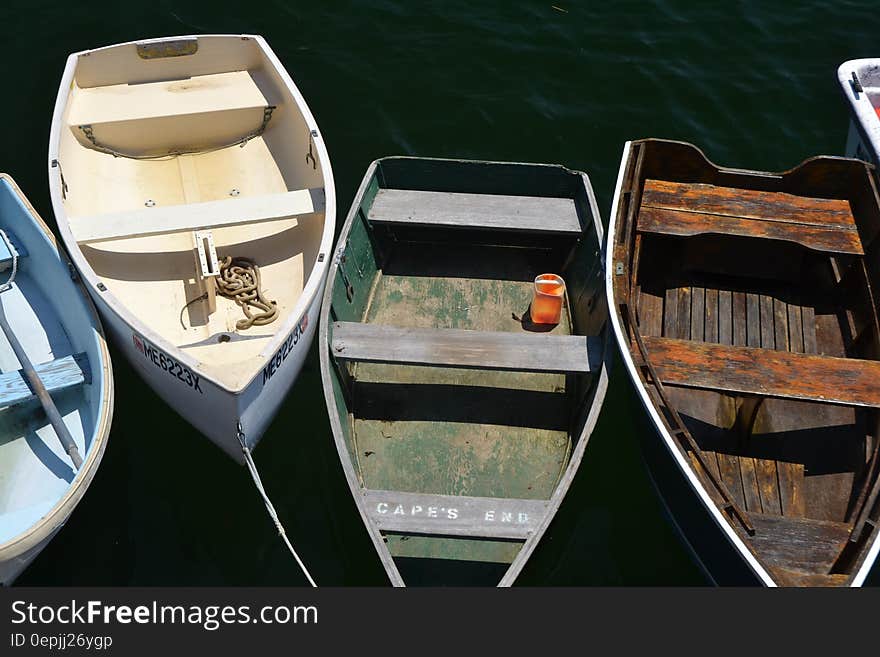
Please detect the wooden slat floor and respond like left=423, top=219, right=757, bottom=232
left=640, top=283, right=816, bottom=520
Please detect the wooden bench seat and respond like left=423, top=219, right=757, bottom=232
left=368, top=188, right=582, bottom=234
left=643, top=336, right=880, bottom=408
left=362, top=489, right=548, bottom=539
left=69, top=71, right=272, bottom=156
left=747, top=512, right=852, bottom=576
left=70, top=71, right=268, bottom=126
left=0, top=354, right=87, bottom=409
left=331, top=321, right=599, bottom=374
left=638, top=179, right=864, bottom=255
left=72, top=188, right=324, bottom=243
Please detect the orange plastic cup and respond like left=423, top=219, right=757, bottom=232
left=531, top=274, right=565, bottom=324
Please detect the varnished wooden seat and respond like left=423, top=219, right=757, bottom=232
left=332, top=321, right=600, bottom=374
left=644, top=336, right=880, bottom=408
left=638, top=179, right=864, bottom=256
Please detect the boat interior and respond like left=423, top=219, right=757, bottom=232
left=324, top=158, right=607, bottom=583
left=55, top=36, right=327, bottom=387
left=613, top=139, right=880, bottom=586
left=0, top=177, right=103, bottom=547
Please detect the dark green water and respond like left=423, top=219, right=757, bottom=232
left=5, top=0, right=879, bottom=585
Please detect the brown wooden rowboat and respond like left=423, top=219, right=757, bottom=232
left=607, top=138, right=880, bottom=586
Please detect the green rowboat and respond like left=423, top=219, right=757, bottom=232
left=319, top=157, right=610, bottom=585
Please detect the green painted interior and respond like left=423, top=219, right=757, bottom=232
left=384, top=534, right=522, bottom=564
left=325, top=158, right=601, bottom=570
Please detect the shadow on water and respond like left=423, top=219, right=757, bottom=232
left=9, top=0, right=879, bottom=585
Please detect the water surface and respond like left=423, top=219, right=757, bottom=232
left=5, top=0, right=878, bottom=585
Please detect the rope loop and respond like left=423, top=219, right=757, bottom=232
left=0, top=229, right=19, bottom=294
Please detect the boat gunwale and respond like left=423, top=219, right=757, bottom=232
left=319, top=155, right=612, bottom=587
left=47, top=33, right=337, bottom=395
left=0, top=173, right=114, bottom=564
left=604, top=137, right=880, bottom=587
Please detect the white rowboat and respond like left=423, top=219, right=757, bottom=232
left=48, top=35, right=335, bottom=460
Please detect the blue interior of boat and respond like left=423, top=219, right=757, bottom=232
left=0, top=178, right=106, bottom=545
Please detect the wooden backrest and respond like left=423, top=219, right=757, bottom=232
left=638, top=180, right=864, bottom=256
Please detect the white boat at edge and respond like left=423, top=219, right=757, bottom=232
left=47, top=35, right=335, bottom=461
left=0, top=174, right=113, bottom=585
left=839, top=59, right=880, bottom=167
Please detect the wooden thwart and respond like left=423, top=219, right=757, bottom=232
left=72, top=188, right=323, bottom=243
left=69, top=71, right=268, bottom=126
left=0, top=354, right=87, bottom=409
left=362, top=489, right=548, bottom=539
left=332, top=321, right=599, bottom=373
left=368, top=188, right=582, bottom=234
left=638, top=180, right=864, bottom=255
left=643, top=336, right=880, bottom=408
left=748, top=512, right=851, bottom=575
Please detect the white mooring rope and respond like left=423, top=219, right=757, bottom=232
left=237, top=426, right=317, bottom=587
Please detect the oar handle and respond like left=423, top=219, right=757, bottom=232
left=0, top=301, right=82, bottom=470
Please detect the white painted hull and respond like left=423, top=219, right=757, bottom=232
left=94, top=285, right=320, bottom=461
left=839, top=59, right=880, bottom=167
left=47, top=35, right=336, bottom=460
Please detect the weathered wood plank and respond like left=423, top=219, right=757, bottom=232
left=663, top=288, right=679, bottom=339
left=760, top=295, right=776, bottom=349
left=332, top=322, right=599, bottom=373
left=641, top=180, right=858, bottom=228
left=637, top=207, right=864, bottom=256
left=368, top=188, right=582, bottom=234
left=0, top=354, right=87, bottom=408
left=642, top=336, right=880, bottom=408
left=746, top=293, right=761, bottom=347
left=733, top=292, right=747, bottom=346
left=748, top=512, right=851, bottom=574
left=691, top=287, right=705, bottom=342
left=773, top=298, right=789, bottom=352
left=362, top=489, right=547, bottom=539
left=705, top=288, right=719, bottom=344
left=769, top=567, right=849, bottom=587
left=675, top=287, right=692, bottom=340
left=718, top=290, right=733, bottom=345
left=637, top=289, right=664, bottom=337
left=802, top=306, right=818, bottom=354
left=739, top=456, right=764, bottom=512
left=716, top=452, right=746, bottom=509
left=778, top=461, right=806, bottom=517
left=755, top=458, right=782, bottom=515
left=787, top=304, right=805, bottom=353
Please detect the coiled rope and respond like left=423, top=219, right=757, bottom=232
left=237, top=426, right=317, bottom=587
left=217, top=257, right=279, bottom=330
